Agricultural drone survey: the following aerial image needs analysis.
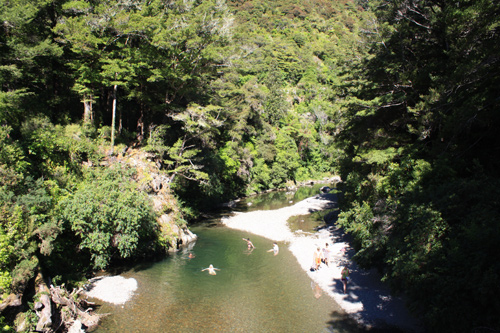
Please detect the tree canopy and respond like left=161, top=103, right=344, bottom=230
left=1, top=0, right=499, bottom=331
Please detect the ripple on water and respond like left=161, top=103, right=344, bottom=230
left=95, top=211, right=361, bottom=332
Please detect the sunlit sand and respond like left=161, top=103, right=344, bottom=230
left=223, top=193, right=423, bottom=331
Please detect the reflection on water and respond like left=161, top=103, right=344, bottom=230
left=231, top=183, right=332, bottom=212
left=230, top=183, right=340, bottom=234
left=93, top=183, right=362, bottom=332
left=287, top=211, right=329, bottom=234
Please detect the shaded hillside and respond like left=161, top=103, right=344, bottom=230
left=336, top=1, right=500, bottom=331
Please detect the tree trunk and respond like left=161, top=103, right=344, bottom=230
left=111, top=82, right=117, bottom=153
left=118, top=106, right=122, bottom=135
left=83, top=94, right=93, bottom=124
left=50, top=284, right=104, bottom=330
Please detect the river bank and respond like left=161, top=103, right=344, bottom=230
left=82, top=190, right=422, bottom=332
left=222, top=192, right=423, bottom=332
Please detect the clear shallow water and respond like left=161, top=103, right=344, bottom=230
left=93, top=184, right=361, bottom=332
left=231, top=183, right=334, bottom=213
left=231, top=183, right=339, bottom=233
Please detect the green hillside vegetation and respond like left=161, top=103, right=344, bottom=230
left=0, top=0, right=499, bottom=331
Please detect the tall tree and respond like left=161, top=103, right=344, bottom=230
left=0, top=0, right=67, bottom=129
left=337, top=1, right=500, bottom=331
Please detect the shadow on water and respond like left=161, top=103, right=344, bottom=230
left=325, top=311, right=410, bottom=333
left=226, top=183, right=336, bottom=213
left=93, top=223, right=364, bottom=332
left=93, top=182, right=417, bottom=332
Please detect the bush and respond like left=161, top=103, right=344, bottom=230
left=59, top=166, right=157, bottom=269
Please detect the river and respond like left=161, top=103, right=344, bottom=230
left=93, top=184, right=364, bottom=332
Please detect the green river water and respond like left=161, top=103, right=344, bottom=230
left=93, top=184, right=364, bottom=332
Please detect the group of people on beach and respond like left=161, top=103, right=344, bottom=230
left=312, top=243, right=350, bottom=294
left=312, top=243, right=331, bottom=270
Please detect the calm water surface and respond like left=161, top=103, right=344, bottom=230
left=93, top=184, right=361, bottom=332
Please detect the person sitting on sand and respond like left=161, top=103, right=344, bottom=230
left=242, top=237, right=255, bottom=249
left=313, top=247, right=323, bottom=270
left=201, top=264, right=220, bottom=275
left=267, top=243, right=279, bottom=256
left=341, top=265, right=350, bottom=294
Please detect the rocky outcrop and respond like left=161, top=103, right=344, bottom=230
left=0, top=293, right=21, bottom=312
left=157, top=212, right=198, bottom=250
left=113, top=148, right=197, bottom=251
left=34, top=273, right=52, bottom=332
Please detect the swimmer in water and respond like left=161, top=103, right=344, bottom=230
left=242, top=238, right=255, bottom=249
left=188, top=252, right=195, bottom=259
left=201, top=264, right=220, bottom=275
left=267, top=242, right=279, bottom=256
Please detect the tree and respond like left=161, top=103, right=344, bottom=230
left=263, top=65, right=288, bottom=126
left=0, top=0, right=68, bottom=129
left=60, top=166, right=157, bottom=269
left=337, top=0, right=500, bottom=330
left=164, top=103, right=225, bottom=185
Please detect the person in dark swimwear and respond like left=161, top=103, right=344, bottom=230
left=242, top=238, right=255, bottom=249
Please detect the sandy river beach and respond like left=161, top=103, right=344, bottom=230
left=222, top=192, right=423, bottom=332
left=84, top=192, right=422, bottom=331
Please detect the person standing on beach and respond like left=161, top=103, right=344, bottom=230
left=313, top=247, right=323, bottom=270
left=341, top=265, right=350, bottom=293
left=267, top=242, right=279, bottom=256
left=202, top=264, right=220, bottom=275
left=322, top=243, right=330, bottom=266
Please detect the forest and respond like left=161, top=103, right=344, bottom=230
left=0, top=0, right=499, bottom=332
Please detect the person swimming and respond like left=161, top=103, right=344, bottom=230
left=242, top=237, right=255, bottom=249
left=201, top=264, right=220, bottom=275
left=267, top=242, right=279, bottom=256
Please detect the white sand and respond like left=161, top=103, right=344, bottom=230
left=85, top=276, right=138, bottom=305
left=83, top=193, right=422, bottom=330
left=223, top=193, right=423, bottom=332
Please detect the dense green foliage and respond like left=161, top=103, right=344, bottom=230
left=59, top=166, right=158, bottom=270
left=336, top=1, right=500, bottom=331
left=1, top=0, right=499, bottom=331
left=0, top=0, right=369, bottom=326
